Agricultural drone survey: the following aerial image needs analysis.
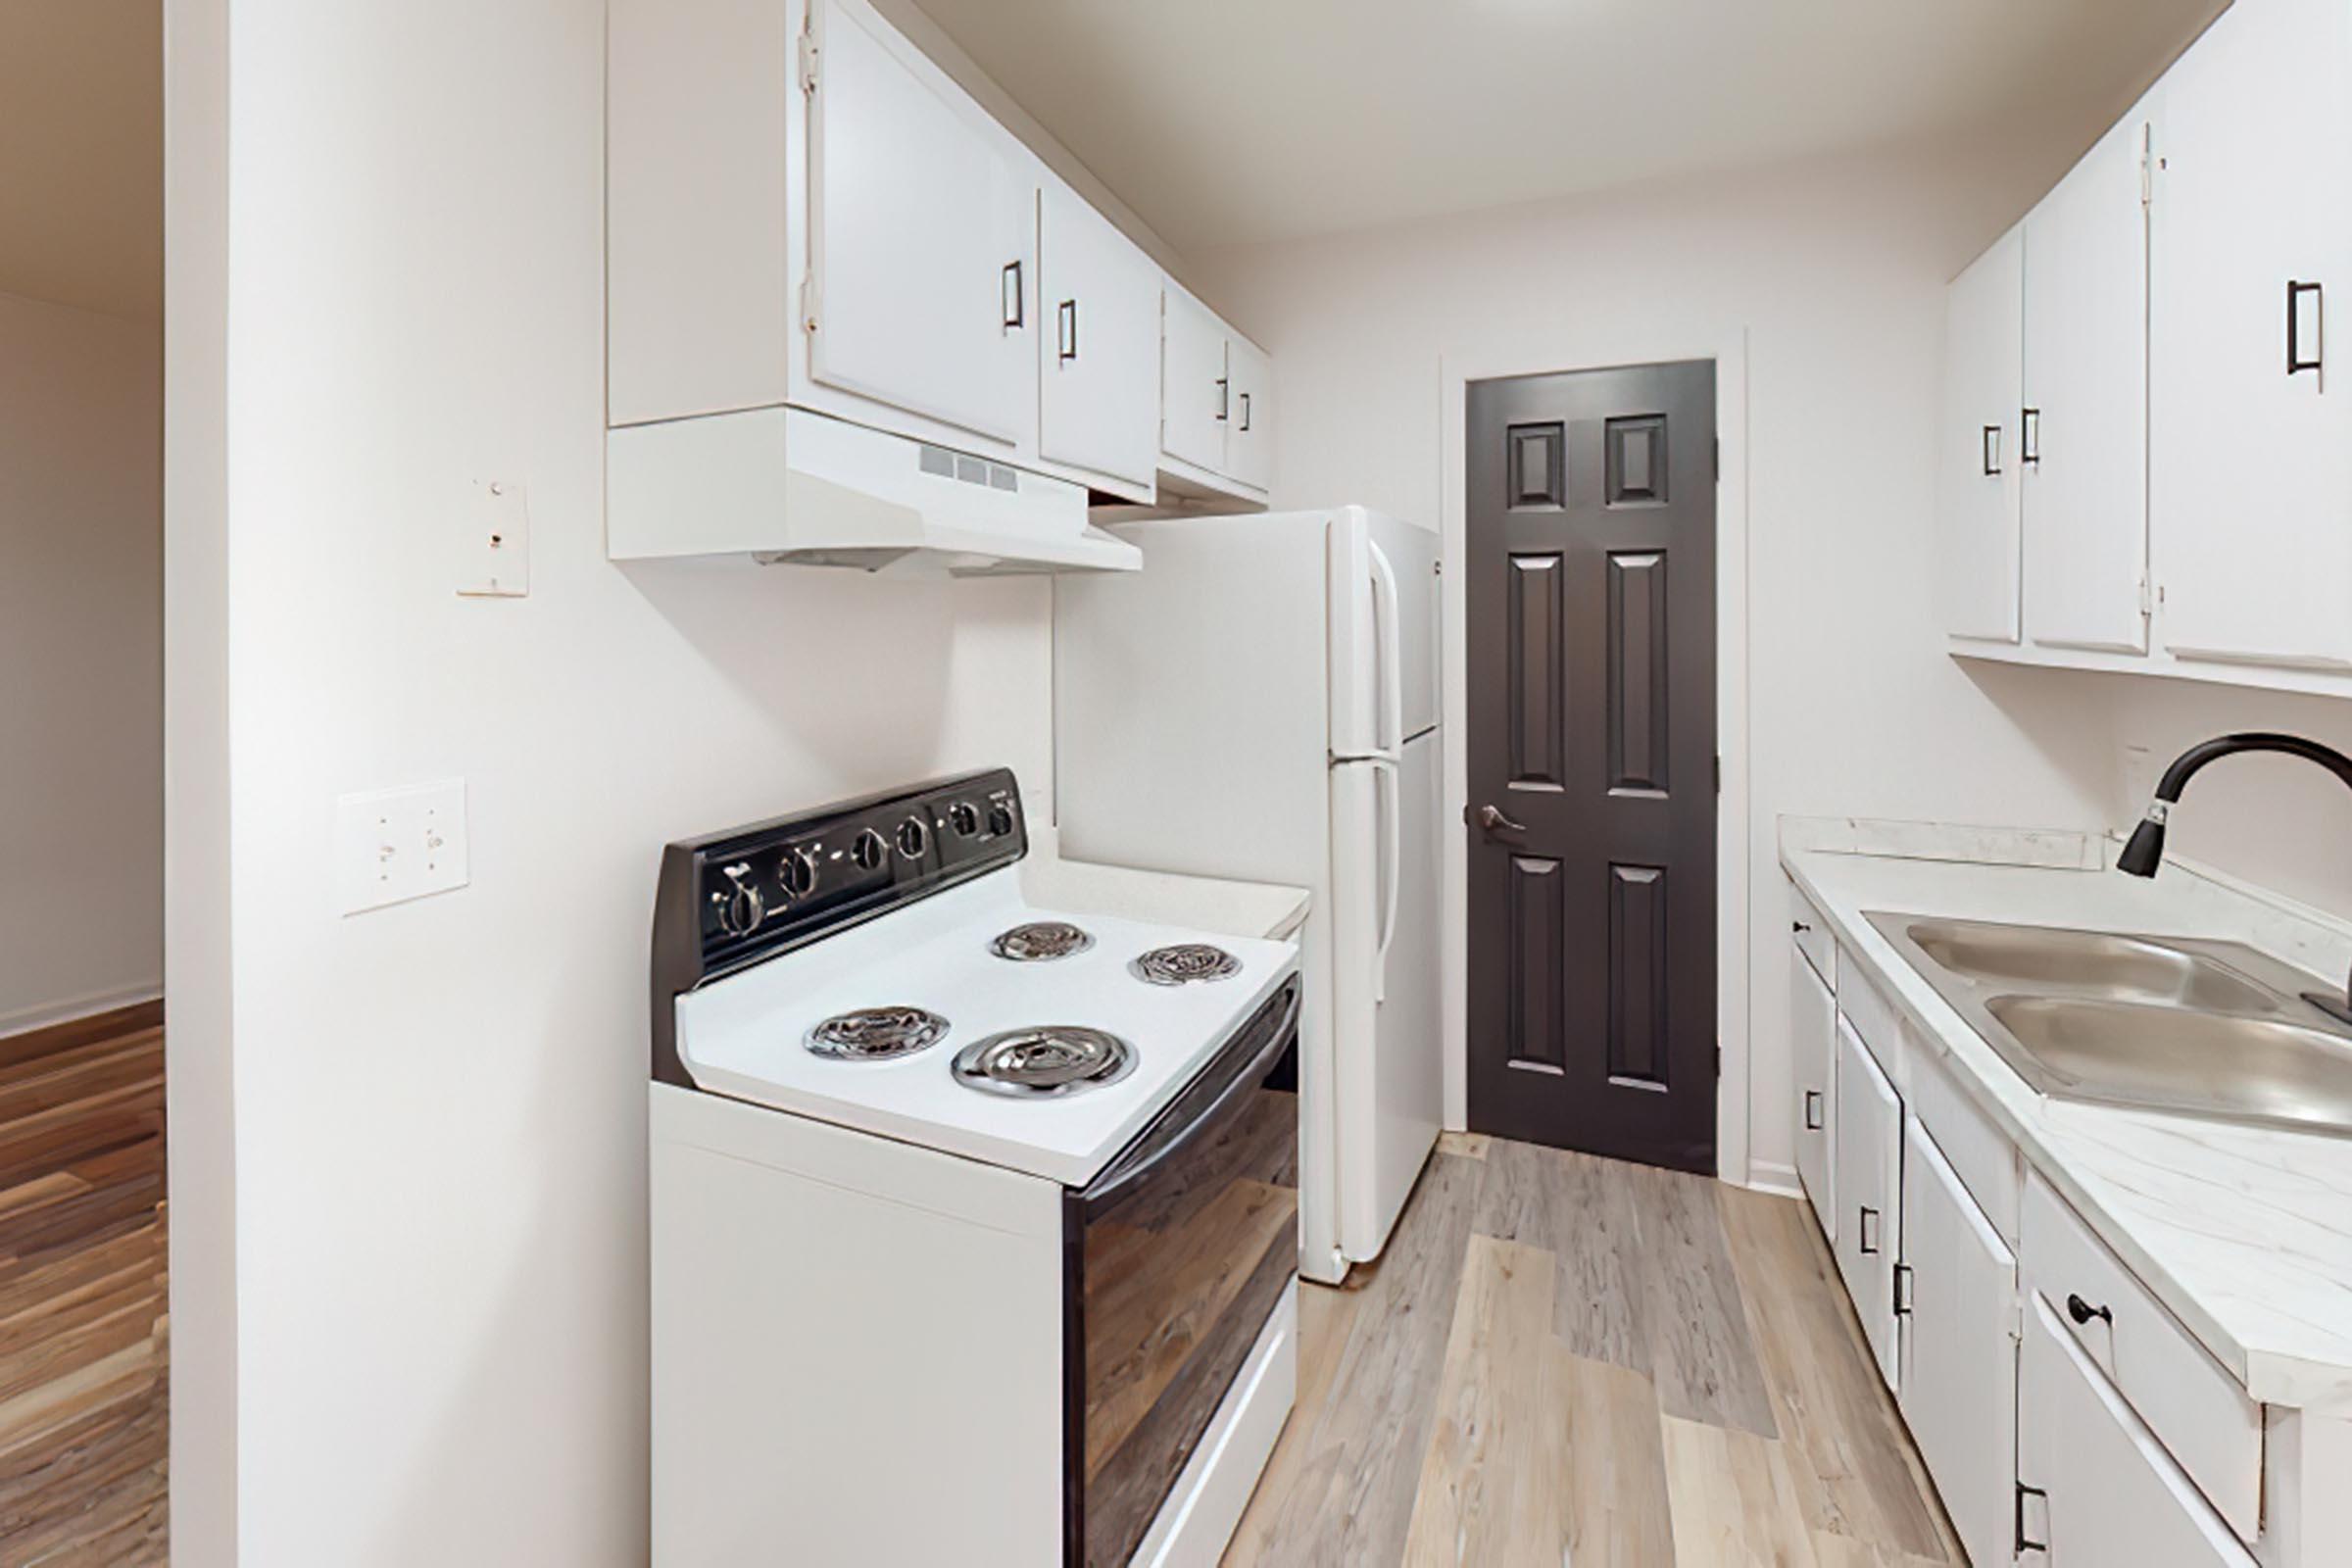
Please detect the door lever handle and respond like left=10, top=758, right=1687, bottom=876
left=1476, top=804, right=1528, bottom=835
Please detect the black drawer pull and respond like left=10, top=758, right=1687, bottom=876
left=1791, top=919, right=1811, bottom=934
left=2016, top=1482, right=2049, bottom=1554
left=2066, top=1292, right=2113, bottom=1328
left=1982, top=423, right=2002, bottom=476
left=1857, top=1205, right=1881, bottom=1255
left=1803, top=1090, right=1824, bottom=1131
left=2289, top=279, right=2323, bottom=375
left=2021, top=407, right=2040, bottom=466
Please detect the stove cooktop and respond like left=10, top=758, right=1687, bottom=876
left=673, top=870, right=1298, bottom=1186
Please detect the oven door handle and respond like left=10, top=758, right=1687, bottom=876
left=1081, top=979, right=1300, bottom=1218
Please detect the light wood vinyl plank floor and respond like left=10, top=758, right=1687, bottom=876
left=0, top=1003, right=168, bottom=1568
left=1227, top=1141, right=1963, bottom=1568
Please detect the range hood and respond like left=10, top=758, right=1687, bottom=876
left=608, top=406, right=1141, bottom=576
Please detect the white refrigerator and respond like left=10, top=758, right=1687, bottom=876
left=1053, top=506, right=1442, bottom=1283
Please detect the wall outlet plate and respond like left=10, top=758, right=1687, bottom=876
left=336, top=779, right=470, bottom=914
left=457, top=479, right=530, bottom=597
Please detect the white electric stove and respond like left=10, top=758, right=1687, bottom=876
left=649, top=768, right=1303, bottom=1568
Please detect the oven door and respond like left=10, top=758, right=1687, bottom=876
left=1063, top=974, right=1300, bottom=1567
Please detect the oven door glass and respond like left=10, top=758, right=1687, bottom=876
left=1066, top=976, right=1300, bottom=1567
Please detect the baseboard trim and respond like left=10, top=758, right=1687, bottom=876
left=1744, top=1159, right=1802, bottom=1200
left=0, top=985, right=165, bottom=1043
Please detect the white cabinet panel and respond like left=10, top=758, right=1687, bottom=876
left=1790, top=943, right=1836, bottom=1241
left=1940, top=224, right=2025, bottom=643
left=2020, top=1295, right=2259, bottom=1567
left=1162, top=285, right=1230, bottom=475
left=2151, top=0, right=2352, bottom=672
left=2023, top=102, right=2153, bottom=656
left=808, top=0, right=1033, bottom=446
left=1037, top=180, right=1161, bottom=494
left=1833, top=1018, right=1901, bottom=1391
left=1899, top=1115, right=2017, bottom=1568
left=1227, top=334, right=1274, bottom=492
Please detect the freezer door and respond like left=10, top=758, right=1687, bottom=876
left=1330, top=730, right=1444, bottom=1264
left=1329, top=508, right=1443, bottom=760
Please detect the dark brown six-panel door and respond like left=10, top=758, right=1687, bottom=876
left=1465, top=361, right=1717, bottom=1173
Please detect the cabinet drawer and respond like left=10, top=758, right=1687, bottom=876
left=1908, top=1044, right=2020, bottom=1246
left=2021, top=1174, right=2262, bottom=1542
left=1837, top=956, right=1903, bottom=1080
left=1786, top=879, right=1835, bottom=987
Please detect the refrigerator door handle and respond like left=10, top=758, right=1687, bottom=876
left=1366, top=540, right=1406, bottom=1000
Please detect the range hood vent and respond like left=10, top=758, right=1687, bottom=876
left=608, top=406, right=1142, bottom=576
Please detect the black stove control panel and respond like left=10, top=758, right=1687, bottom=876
left=648, top=768, right=1028, bottom=1086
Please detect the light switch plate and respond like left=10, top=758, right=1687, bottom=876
left=457, top=479, right=529, bottom=597
left=336, top=779, right=470, bottom=914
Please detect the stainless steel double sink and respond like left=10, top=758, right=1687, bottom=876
left=1866, top=912, right=2352, bottom=1139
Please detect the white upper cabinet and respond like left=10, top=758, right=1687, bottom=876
left=1037, top=180, right=1162, bottom=496
left=1897, top=1115, right=2018, bottom=1568
left=1227, top=334, right=1274, bottom=493
left=1938, top=224, right=2025, bottom=644
left=2023, top=100, right=2154, bottom=656
left=2152, top=0, right=2352, bottom=672
left=807, top=0, right=1034, bottom=448
left=1161, top=284, right=1230, bottom=476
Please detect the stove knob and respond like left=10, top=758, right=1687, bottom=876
left=779, top=847, right=819, bottom=899
left=948, top=800, right=981, bottom=838
left=987, top=803, right=1016, bottom=838
left=850, top=828, right=889, bottom=871
left=714, top=863, right=765, bottom=936
left=895, top=815, right=930, bottom=860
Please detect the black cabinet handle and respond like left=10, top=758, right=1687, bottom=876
left=2021, top=407, right=2041, bottom=466
left=1002, top=261, right=1024, bottom=329
left=1983, top=423, right=2003, bottom=476
left=1214, top=376, right=1230, bottom=421
left=1239, top=391, right=1252, bottom=432
left=1056, top=298, right=1077, bottom=363
left=1857, top=1205, right=1881, bottom=1255
left=2015, top=1483, right=2049, bottom=1555
left=1791, top=919, right=1811, bottom=934
left=1803, top=1090, right=1824, bottom=1131
left=2066, top=1292, right=2113, bottom=1328
left=2289, top=279, right=2323, bottom=375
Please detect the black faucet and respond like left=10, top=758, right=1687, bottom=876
left=2117, top=730, right=2352, bottom=1026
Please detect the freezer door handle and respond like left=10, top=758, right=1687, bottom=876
left=1367, top=541, right=1406, bottom=999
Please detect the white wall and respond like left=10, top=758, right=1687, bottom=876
left=170, top=2, right=1053, bottom=1560
left=1192, top=146, right=2127, bottom=1187
left=0, top=290, right=161, bottom=1033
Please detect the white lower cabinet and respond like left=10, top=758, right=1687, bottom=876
left=1899, top=1114, right=2018, bottom=1568
left=1833, top=1018, right=1902, bottom=1391
left=2020, top=1294, right=2259, bottom=1566
left=1790, top=942, right=1836, bottom=1240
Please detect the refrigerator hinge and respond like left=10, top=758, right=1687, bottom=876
left=2138, top=122, right=2153, bottom=211
left=799, top=25, right=820, bottom=94
left=2137, top=572, right=2154, bottom=617
left=800, top=275, right=818, bottom=336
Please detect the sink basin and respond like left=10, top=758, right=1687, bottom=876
left=1901, top=917, right=2283, bottom=1013
left=1986, top=996, right=2352, bottom=1137
left=1865, top=909, right=2352, bottom=1139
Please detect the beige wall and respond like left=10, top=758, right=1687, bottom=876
left=1191, top=145, right=2128, bottom=1187
left=0, top=289, right=162, bottom=1032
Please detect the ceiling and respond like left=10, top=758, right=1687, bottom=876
left=0, top=0, right=161, bottom=319
left=913, top=0, right=2227, bottom=254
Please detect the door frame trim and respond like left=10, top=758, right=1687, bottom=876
left=1439, top=327, right=1753, bottom=1186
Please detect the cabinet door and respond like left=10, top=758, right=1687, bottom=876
left=1037, top=181, right=1162, bottom=493
left=1833, top=1018, right=1901, bottom=1391
left=1227, top=335, right=1273, bottom=491
left=2023, top=103, right=2153, bottom=655
left=1899, top=1115, right=2017, bottom=1568
left=2151, top=0, right=2352, bottom=671
left=808, top=0, right=1032, bottom=446
left=1940, top=225, right=2025, bottom=643
left=1161, top=286, right=1229, bottom=474
left=2019, top=1296, right=2258, bottom=1566
left=1790, top=945, right=1836, bottom=1240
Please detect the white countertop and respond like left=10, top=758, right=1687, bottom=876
left=1783, top=829, right=2352, bottom=1413
left=1018, top=832, right=1310, bottom=944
